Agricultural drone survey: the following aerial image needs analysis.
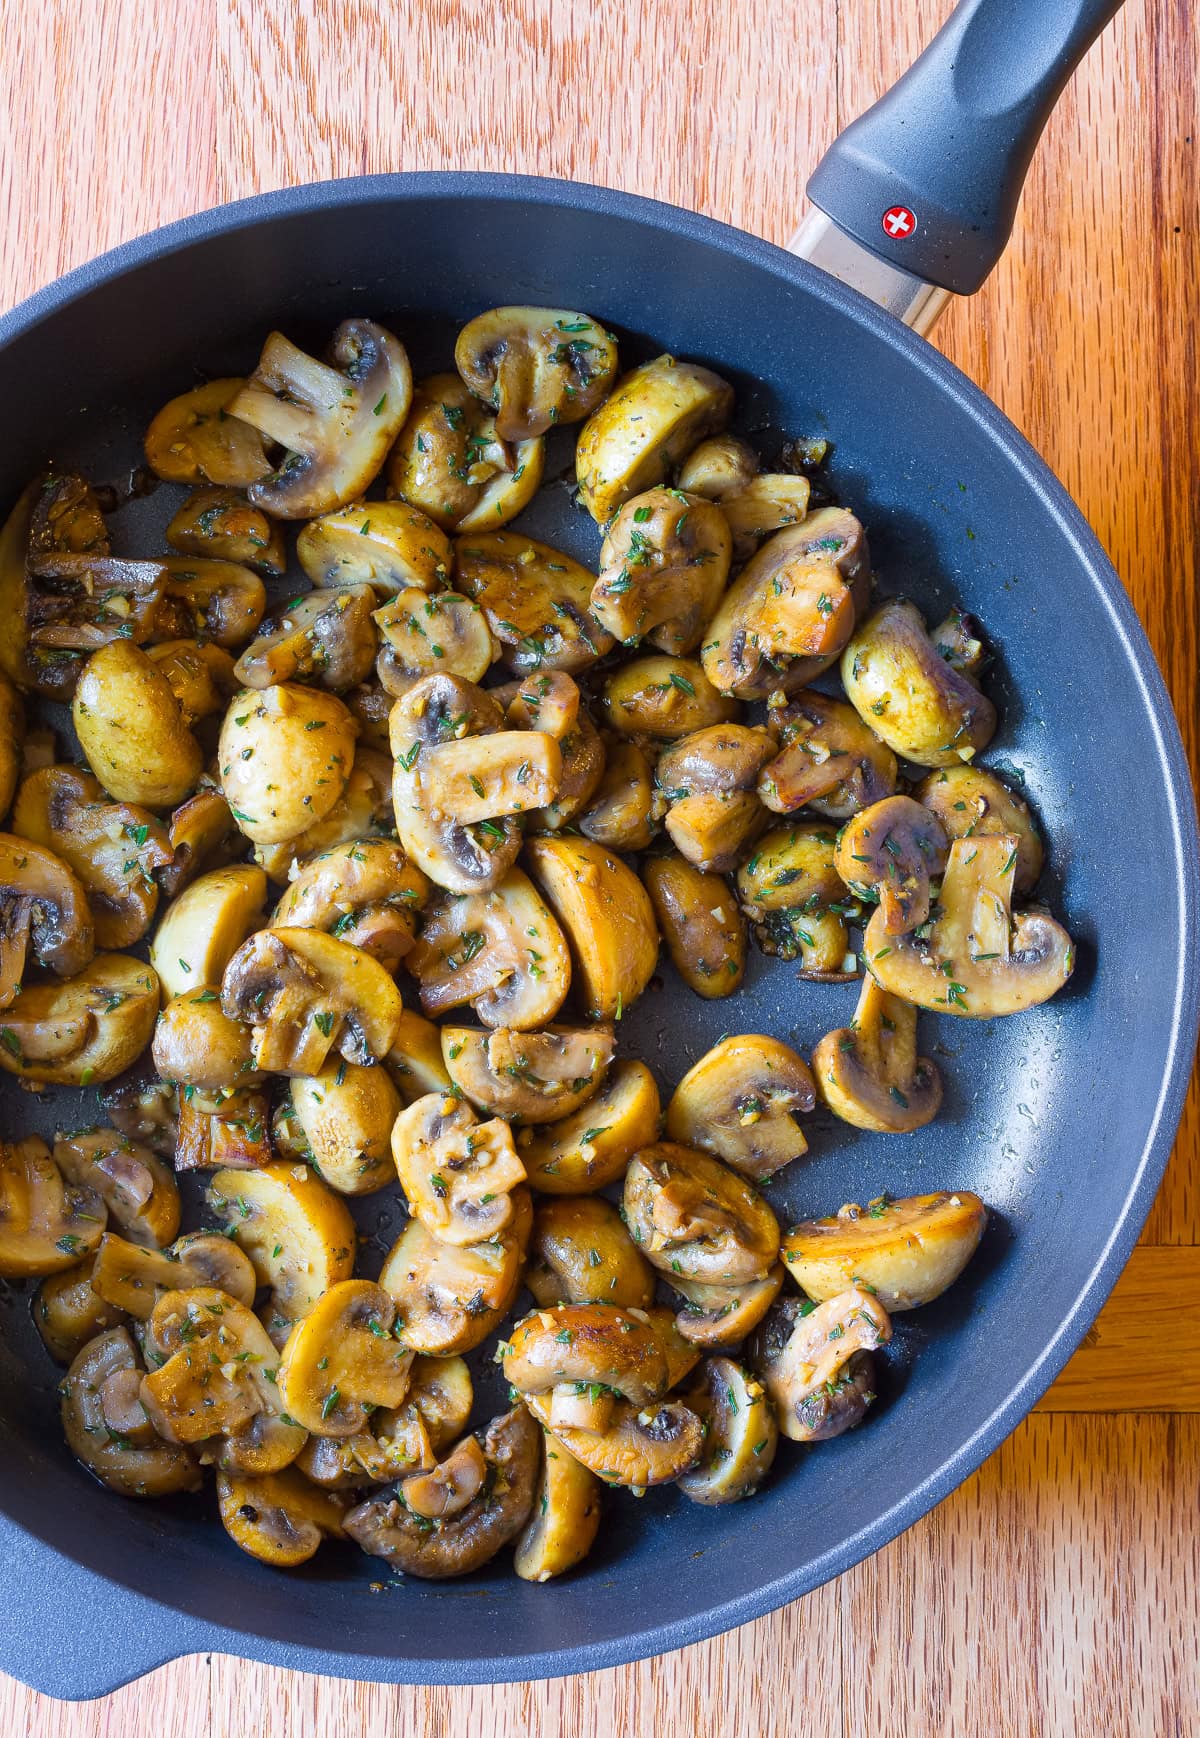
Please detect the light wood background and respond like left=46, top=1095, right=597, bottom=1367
left=1, top=0, right=1197, bottom=1733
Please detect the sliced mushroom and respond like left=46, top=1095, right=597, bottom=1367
left=174, top=1087, right=273, bottom=1173
left=219, top=683, right=357, bottom=846
left=736, top=821, right=854, bottom=979
left=811, top=979, right=943, bottom=1133
left=453, top=531, right=613, bottom=674
left=655, top=724, right=776, bottom=872
left=676, top=1356, right=779, bottom=1505
left=24, top=550, right=166, bottom=659
left=407, top=869, right=571, bottom=1030
left=0, top=954, right=160, bottom=1086
left=623, top=1141, right=780, bottom=1285
left=500, top=672, right=606, bottom=832
left=101, top=1072, right=180, bottom=1156
left=525, top=1195, right=655, bottom=1311
left=746, top=1289, right=890, bottom=1443
left=441, top=1025, right=614, bottom=1124
left=217, top=1466, right=347, bottom=1566
left=842, top=598, right=997, bottom=767
left=252, top=747, right=392, bottom=884
left=702, top=510, right=871, bottom=700
left=666, top=1035, right=816, bottom=1180
left=515, top=1059, right=661, bottom=1194
left=271, top=838, right=427, bottom=971
left=387, top=374, right=542, bottom=533
left=865, top=835, right=1073, bottom=1017
left=297, top=500, right=453, bottom=593
left=151, top=864, right=267, bottom=1000
left=0, top=834, right=95, bottom=1007
left=166, top=486, right=285, bottom=576
left=158, top=788, right=239, bottom=898
left=53, top=1128, right=180, bottom=1250
left=61, top=1326, right=201, bottom=1497
left=73, top=640, right=203, bottom=808
left=144, top=379, right=273, bottom=487
left=221, top=926, right=403, bottom=1073
left=759, top=689, right=897, bottom=818
left=0, top=1136, right=106, bottom=1278
left=914, top=763, right=1044, bottom=894
left=578, top=737, right=656, bottom=852
left=90, top=1228, right=258, bottom=1319
left=378, top=1197, right=530, bottom=1355
left=0, top=673, right=23, bottom=821
left=0, top=477, right=104, bottom=697
left=385, top=1007, right=455, bottom=1102
left=232, top=587, right=377, bottom=692
left=34, top=1256, right=127, bottom=1364
left=391, top=1091, right=526, bottom=1245
left=782, top=1190, right=987, bottom=1310
left=575, top=354, right=734, bottom=523
left=399, top=1434, right=489, bottom=1519
left=524, top=835, right=659, bottom=1021
left=668, top=1267, right=785, bottom=1349
left=677, top=437, right=813, bottom=559
left=642, top=853, right=745, bottom=997
left=152, top=987, right=261, bottom=1092
left=142, top=639, right=238, bottom=727
left=514, top=1426, right=603, bottom=1581
left=676, top=435, right=759, bottom=498
left=228, top=320, right=414, bottom=519
left=374, top=586, right=496, bottom=696
left=345, top=1403, right=540, bottom=1579
left=275, top=1059, right=401, bottom=1195
left=592, top=488, right=731, bottom=655
left=602, top=654, right=737, bottom=740
left=455, top=307, right=619, bottom=439
left=504, top=1301, right=671, bottom=1436
left=298, top=1353, right=473, bottom=1487
left=522, top=1391, right=702, bottom=1489
left=207, top=1160, right=356, bottom=1345
left=835, top=796, right=949, bottom=936
left=277, top=1279, right=413, bottom=1436
left=160, top=556, right=268, bottom=649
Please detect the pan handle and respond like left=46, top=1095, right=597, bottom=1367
left=793, top=0, right=1124, bottom=327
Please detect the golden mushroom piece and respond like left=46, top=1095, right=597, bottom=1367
left=736, top=821, right=854, bottom=979
left=746, top=1289, right=891, bottom=1444
left=206, top=1161, right=356, bottom=1345
left=453, top=531, right=613, bottom=675
left=159, top=556, right=268, bottom=650
left=12, top=765, right=172, bottom=950
left=842, top=598, right=997, bottom=767
left=666, top=1035, right=816, bottom=1180
left=514, top=1427, right=603, bottom=1582
left=525, top=1195, right=655, bottom=1311
left=53, top=1128, right=180, bottom=1251
left=387, top=373, right=543, bottom=534
left=516, top=1058, right=661, bottom=1194
left=758, top=688, right=897, bottom=818
left=623, top=1142, right=780, bottom=1285
left=913, top=763, right=1044, bottom=895
left=232, top=586, right=378, bottom=691
left=250, top=747, right=393, bottom=884
left=0, top=954, right=160, bottom=1087
left=90, top=1228, right=258, bottom=1320
left=175, top=1087, right=274, bottom=1174
left=678, top=438, right=814, bottom=562
left=218, top=683, right=357, bottom=847
left=811, top=978, right=943, bottom=1134
left=591, top=488, right=732, bottom=656
left=158, top=788, right=239, bottom=898
left=575, top=353, right=734, bottom=523
left=0, top=833, right=95, bottom=1007
left=275, top=1060, right=401, bottom=1195
left=165, top=486, right=286, bottom=577
left=499, top=671, right=606, bottom=833
left=391, top=1091, right=526, bottom=1245
left=297, top=499, right=453, bottom=594
left=277, top=1279, right=413, bottom=1436
left=144, top=378, right=273, bottom=487
left=523, top=1392, right=703, bottom=1490
left=578, top=738, right=656, bottom=852
left=667, top=1266, right=785, bottom=1350
left=782, top=1191, right=987, bottom=1311
left=373, top=586, right=497, bottom=696
left=602, top=654, right=737, bottom=740
left=61, top=1327, right=202, bottom=1498
left=834, top=795, right=949, bottom=936
left=150, top=864, right=267, bottom=1000
left=441, top=1025, right=614, bottom=1125
left=0, top=1136, right=106, bottom=1279
left=864, top=834, right=1074, bottom=1017
left=503, top=1301, right=671, bottom=1435
left=270, top=838, right=428, bottom=972
left=73, top=641, right=203, bottom=809
left=220, top=927, right=403, bottom=1074
left=152, top=987, right=262, bottom=1093
left=227, top=319, right=414, bottom=519
left=217, top=1466, right=348, bottom=1567
left=34, top=1255, right=128, bottom=1365
left=701, top=509, right=871, bottom=700
left=455, top=306, right=619, bottom=439
left=298, top=1353, right=473, bottom=1487
left=398, top=1435, right=489, bottom=1520
left=523, top=835, right=659, bottom=1022
left=676, top=1355, right=779, bottom=1506
left=407, top=869, right=571, bottom=1031
left=385, top=1007, right=454, bottom=1102
left=654, top=724, right=776, bottom=873
left=378, top=1197, right=530, bottom=1355
left=642, top=853, right=746, bottom=998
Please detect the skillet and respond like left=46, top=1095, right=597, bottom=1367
left=0, top=0, right=1196, bottom=1699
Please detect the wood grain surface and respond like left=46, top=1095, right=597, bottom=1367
left=1, top=0, right=1197, bottom=1733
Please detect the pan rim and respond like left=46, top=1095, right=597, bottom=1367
left=0, top=170, right=1196, bottom=1692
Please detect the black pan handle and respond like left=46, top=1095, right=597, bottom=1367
left=804, top=0, right=1125, bottom=298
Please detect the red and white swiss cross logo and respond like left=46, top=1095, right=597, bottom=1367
left=882, top=205, right=916, bottom=238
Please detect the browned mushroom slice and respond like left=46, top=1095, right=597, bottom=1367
left=297, top=500, right=454, bottom=594
left=275, top=1058, right=400, bottom=1195
left=0, top=833, right=95, bottom=1007
left=591, top=488, right=731, bottom=655
left=602, top=654, right=737, bottom=740
left=514, top=1426, right=603, bottom=1582
left=455, top=307, right=619, bottom=440
left=0, top=673, right=23, bottom=821
left=523, top=835, right=658, bottom=1022
left=165, top=486, right=285, bottom=576
left=277, top=1279, right=413, bottom=1437
left=865, top=835, right=1073, bottom=1017
left=62, top=1326, right=202, bottom=1498
left=0, top=476, right=105, bottom=697
left=228, top=320, right=414, bottom=520
left=623, top=1141, right=780, bottom=1286
left=442, top=1024, right=613, bottom=1124
left=399, top=1435, right=488, bottom=1519
left=233, top=586, right=378, bottom=690
left=676, top=1356, right=779, bottom=1504
left=144, top=379, right=273, bottom=487
left=503, top=1301, right=671, bottom=1434
left=206, top=1162, right=356, bottom=1347
left=34, top=1256, right=128, bottom=1364
left=151, top=864, right=267, bottom=1000
left=174, top=1087, right=273, bottom=1173
left=90, top=1227, right=257, bottom=1319
left=575, top=354, right=734, bottom=523
left=221, top=927, right=403, bottom=1073
left=252, top=747, right=393, bottom=884
left=102, top=1072, right=179, bottom=1156
left=677, top=437, right=813, bottom=559
left=782, top=1191, right=987, bottom=1310
left=298, top=1354, right=473, bottom=1487
left=0, top=955, right=160, bottom=1087
left=53, top=1128, right=180, bottom=1250
left=835, top=795, right=950, bottom=935
left=271, top=838, right=428, bottom=971
left=655, top=724, right=775, bottom=872
left=812, top=978, right=943, bottom=1134
left=157, top=789, right=239, bottom=898
left=842, top=598, right=997, bottom=767
left=0, top=1136, right=107, bottom=1279
left=378, top=1202, right=529, bottom=1355
left=345, top=1404, right=540, bottom=1579
left=143, top=640, right=238, bottom=727
left=736, top=822, right=855, bottom=979
left=913, top=763, right=1044, bottom=894
left=642, top=854, right=745, bottom=997
left=500, top=672, right=606, bottom=832
left=454, top=531, right=613, bottom=674
left=160, top=557, right=267, bottom=649
left=387, top=374, right=543, bottom=533
left=74, top=640, right=205, bottom=809
left=373, top=586, right=496, bottom=696
left=407, top=869, right=571, bottom=1031
left=384, top=1007, right=454, bottom=1102
left=515, top=1059, right=661, bottom=1194
left=668, top=1267, right=785, bottom=1348
left=666, top=1035, right=816, bottom=1180
left=746, top=1289, right=890, bottom=1443
left=391, top=1091, right=526, bottom=1245
left=759, top=689, right=898, bottom=818
left=524, top=1195, right=655, bottom=1311
left=522, top=1391, right=703, bottom=1488
left=25, top=552, right=168, bottom=653
left=217, top=1467, right=347, bottom=1566
left=152, top=988, right=262, bottom=1093
left=578, top=737, right=656, bottom=852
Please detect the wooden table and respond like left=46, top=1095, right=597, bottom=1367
left=1, top=0, right=1196, bottom=1732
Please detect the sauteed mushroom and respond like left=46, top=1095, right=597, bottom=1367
left=503, top=1301, right=671, bottom=1434
left=61, top=1326, right=201, bottom=1497
left=219, top=683, right=357, bottom=846
left=591, top=488, right=731, bottom=656
left=811, top=979, right=943, bottom=1134
left=0, top=955, right=160, bottom=1087
left=233, top=587, right=378, bottom=691
left=101, top=1072, right=179, bottom=1156
left=441, top=1025, right=614, bottom=1124
left=0, top=674, right=22, bottom=820
left=522, top=1391, right=703, bottom=1489
left=221, top=927, right=403, bottom=1073
left=0, top=834, right=94, bottom=1007
left=251, top=747, right=392, bottom=884
left=90, top=1228, right=257, bottom=1319
left=174, top=1087, right=274, bottom=1173
left=516, top=1059, right=661, bottom=1194
left=655, top=724, right=775, bottom=872
left=525, top=1195, right=655, bottom=1310
left=271, top=838, right=428, bottom=971
left=278, top=1279, right=413, bottom=1436
left=53, top=1128, right=180, bottom=1250
left=378, top=1196, right=530, bottom=1354
left=387, top=374, right=542, bottom=533
left=500, top=672, right=606, bottom=832
left=782, top=1190, right=987, bottom=1310
left=73, top=641, right=203, bottom=808
left=276, top=1059, right=401, bottom=1194
left=144, top=378, right=273, bottom=487
left=166, top=486, right=285, bottom=576
left=398, top=1435, right=489, bottom=1520
left=623, top=1142, right=780, bottom=1284
left=407, top=869, right=571, bottom=1031
left=678, top=436, right=813, bottom=559
left=374, top=587, right=496, bottom=696
left=0, top=1136, right=106, bottom=1279
left=746, top=1288, right=890, bottom=1443
left=152, top=987, right=262, bottom=1093
left=144, top=640, right=238, bottom=727
left=578, top=738, right=656, bottom=852
left=217, top=1466, right=347, bottom=1567
left=297, top=500, right=453, bottom=594
left=158, top=789, right=239, bottom=899
left=524, top=836, right=658, bottom=1021
left=676, top=1355, right=778, bottom=1505
left=298, top=1353, right=473, bottom=1488
left=602, top=654, right=737, bottom=740
left=160, top=557, right=267, bottom=649
left=835, top=796, right=949, bottom=935
left=455, top=306, right=618, bottom=439
left=642, top=854, right=745, bottom=997
left=454, top=531, right=613, bottom=674
left=34, top=1255, right=127, bottom=1364
left=914, top=763, right=1044, bottom=894
left=207, top=1161, right=356, bottom=1345
left=514, top=1427, right=603, bottom=1582
left=666, top=1035, right=816, bottom=1180
left=758, top=689, right=897, bottom=818
left=575, top=354, right=734, bottom=523
left=228, top=319, right=414, bottom=518
left=667, top=1266, right=785, bottom=1349
left=150, top=864, right=267, bottom=1000
left=385, top=1008, right=455, bottom=1102
left=736, top=822, right=853, bottom=979
left=842, top=599, right=997, bottom=767
left=391, top=1091, right=526, bottom=1245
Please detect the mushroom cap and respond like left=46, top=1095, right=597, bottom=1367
left=602, top=654, right=738, bottom=740
left=217, top=1466, right=347, bottom=1567
left=143, top=377, right=272, bottom=488
left=842, top=598, right=997, bottom=768
left=150, top=863, right=267, bottom=1001
left=53, top=1127, right=180, bottom=1251
left=0, top=1135, right=107, bottom=1279
left=504, top=1302, right=670, bottom=1406
left=233, top=587, right=379, bottom=691
left=525, top=1195, right=656, bottom=1311
left=676, top=1355, right=779, bottom=1505
left=516, top=1058, right=661, bottom=1194
left=386, top=375, right=543, bottom=534
left=746, top=1288, right=891, bottom=1443
left=591, top=488, right=732, bottom=656
left=811, top=978, right=943, bottom=1134
left=834, top=795, right=949, bottom=935
left=453, top=530, right=614, bottom=675
left=407, top=869, right=571, bottom=1031
left=575, top=354, right=734, bottom=523
left=666, top=1036, right=816, bottom=1181
left=622, top=1141, right=781, bottom=1284
left=391, top=1091, right=526, bottom=1245
left=441, top=1024, right=614, bottom=1125
left=578, top=737, right=656, bottom=853
left=523, top=1390, right=703, bottom=1488
left=0, top=831, right=95, bottom=1005
left=297, top=499, right=453, bottom=594
left=759, top=688, right=897, bottom=819
left=455, top=306, right=619, bottom=440
left=0, top=954, right=160, bottom=1087
left=377, top=1202, right=528, bottom=1355
left=277, top=1278, right=413, bottom=1436
left=164, top=486, right=285, bottom=577
left=278, top=1059, right=401, bottom=1195
left=221, top=926, right=403, bottom=1074
left=642, top=853, right=746, bottom=998
left=218, top=684, right=357, bottom=846
left=669, top=1266, right=786, bottom=1349
left=73, top=640, right=203, bottom=808
left=782, top=1190, right=987, bottom=1311
left=61, top=1326, right=201, bottom=1498
left=523, top=835, right=659, bottom=1022
left=271, top=837, right=428, bottom=970
left=153, top=986, right=261, bottom=1091
left=514, top=1426, right=603, bottom=1582
left=913, top=763, right=1044, bottom=895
